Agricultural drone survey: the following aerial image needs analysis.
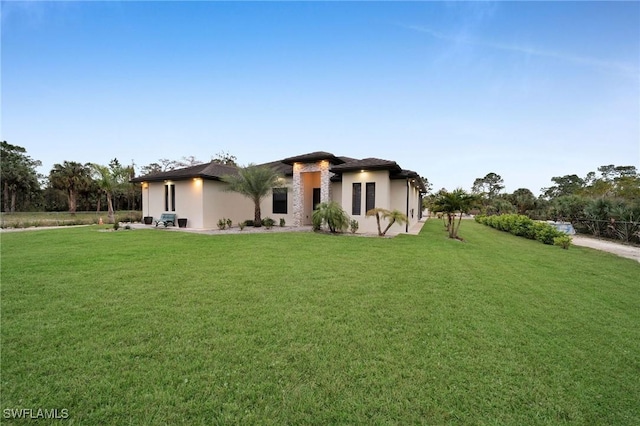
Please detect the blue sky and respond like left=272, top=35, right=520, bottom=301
left=2, top=1, right=638, bottom=195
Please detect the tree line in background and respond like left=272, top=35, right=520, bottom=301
left=426, top=167, right=640, bottom=242
left=0, top=142, right=238, bottom=222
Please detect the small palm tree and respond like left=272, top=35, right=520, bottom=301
left=222, top=164, right=283, bottom=227
left=366, top=208, right=409, bottom=236
left=432, top=188, right=476, bottom=239
left=312, top=201, right=350, bottom=233
left=90, top=164, right=122, bottom=224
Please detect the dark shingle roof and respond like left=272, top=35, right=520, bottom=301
left=281, top=151, right=345, bottom=165
left=130, top=152, right=426, bottom=192
left=330, top=158, right=402, bottom=173
left=255, top=160, right=293, bottom=176
left=130, top=161, right=240, bottom=183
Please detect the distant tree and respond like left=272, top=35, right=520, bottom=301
left=365, top=208, right=409, bottom=236
left=140, top=158, right=180, bottom=176
left=140, top=162, right=163, bottom=176
left=542, top=174, right=585, bottom=199
left=419, top=175, right=433, bottom=194
left=0, top=141, right=42, bottom=212
left=212, top=151, right=238, bottom=166
left=175, top=156, right=204, bottom=168
left=140, top=156, right=210, bottom=175
left=472, top=172, right=504, bottom=199
left=485, top=197, right=516, bottom=216
left=551, top=195, right=587, bottom=223
left=48, top=161, right=91, bottom=214
left=509, top=188, right=537, bottom=215
left=221, top=164, right=283, bottom=227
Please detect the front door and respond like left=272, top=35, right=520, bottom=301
left=313, top=188, right=321, bottom=210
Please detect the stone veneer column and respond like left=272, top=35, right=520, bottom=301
left=292, top=161, right=333, bottom=227
left=319, top=160, right=332, bottom=203
left=292, top=163, right=303, bottom=226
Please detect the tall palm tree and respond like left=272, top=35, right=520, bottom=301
left=365, top=208, right=409, bottom=236
left=222, top=164, right=283, bottom=227
left=49, top=161, right=91, bottom=214
left=432, top=188, right=476, bottom=239
left=90, top=164, right=120, bottom=224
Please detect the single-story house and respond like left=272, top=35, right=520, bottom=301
left=131, top=151, right=426, bottom=234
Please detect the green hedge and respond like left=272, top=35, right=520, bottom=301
left=475, top=214, right=564, bottom=245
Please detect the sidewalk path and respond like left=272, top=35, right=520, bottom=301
left=571, top=235, right=640, bottom=263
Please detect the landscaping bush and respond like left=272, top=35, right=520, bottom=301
left=238, top=221, right=245, bottom=231
left=279, top=218, right=286, bottom=227
left=554, top=235, right=572, bottom=250
left=262, top=217, right=275, bottom=229
left=244, top=220, right=254, bottom=227
left=226, top=218, right=233, bottom=229
left=217, top=219, right=227, bottom=230
left=476, top=214, right=564, bottom=245
left=349, top=219, right=359, bottom=234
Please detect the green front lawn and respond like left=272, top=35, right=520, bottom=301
left=1, top=221, right=638, bottom=424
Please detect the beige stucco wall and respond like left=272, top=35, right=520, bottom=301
left=339, top=170, right=391, bottom=234
left=142, top=183, right=164, bottom=221
left=141, top=179, right=204, bottom=228
left=389, top=180, right=410, bottom=233
left=331, top=181, right=342, bottom=204
left=202, top=180, right=254, bottom=228
left=142, top=179, right=202, bottom=228
left=175, top=179, right=204, bottom=228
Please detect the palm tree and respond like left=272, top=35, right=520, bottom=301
left=432, top=189, right=476, bottom=240
left=90, top=164, right=121, bottom=224
left=313, top=201, right=350, bottom=233
left=49, top=161, right=91, bottom=214
left=222, top=164, right=283, bottom=227
left=365, top=208, right=409, bottom=236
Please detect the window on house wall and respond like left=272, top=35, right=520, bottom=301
left=366, top=182, right=375, bottom=212
left=273, top=188, right=287, bottom=214
left=352, top=183, right=362, bottom=215
left=165, top=183, right=176, bottom=212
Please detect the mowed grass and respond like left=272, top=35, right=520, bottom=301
left=0, top=211, right=141, bottom=228
left=1, top=221, right=638, bottom=425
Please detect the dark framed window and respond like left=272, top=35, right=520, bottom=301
left=164, top=185, right=169, bottom=211
left=352, top=183, right=362, bottom=215
left=273, top=188, right=287, bottom=214
left=365, top=182, right=376, bottom=212
left=165, top=184, right=176, bottom=211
